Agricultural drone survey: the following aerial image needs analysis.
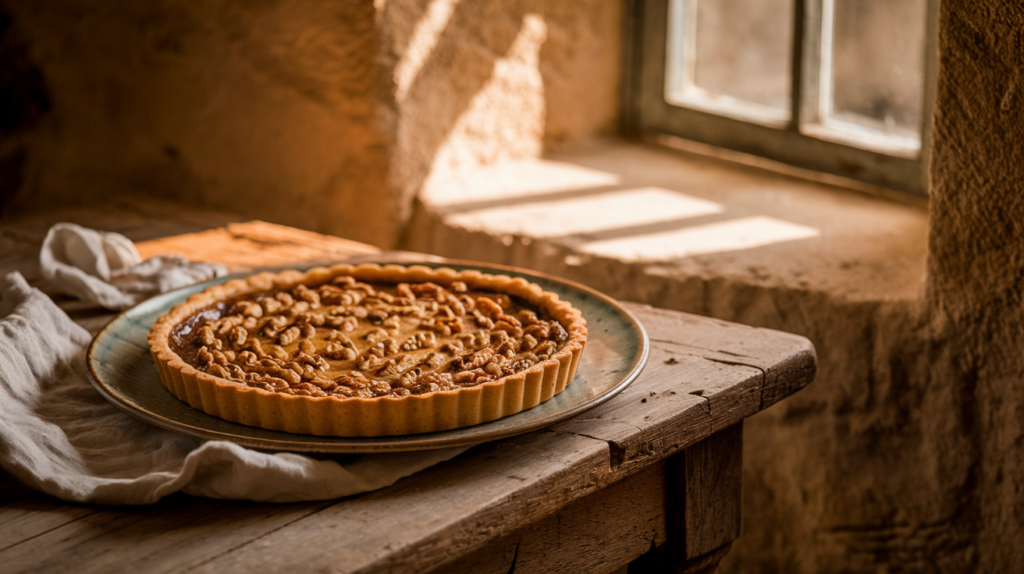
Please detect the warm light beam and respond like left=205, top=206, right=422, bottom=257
left=578, top=216, right=820, bottom=261
left=443, top=187, right=724, bottom=238
left=395, top=0, right=459, bottom=101
left=423, top=160, right=621, bottom=207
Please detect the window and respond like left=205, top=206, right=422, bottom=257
left=624, top=0, right=939, bottom=197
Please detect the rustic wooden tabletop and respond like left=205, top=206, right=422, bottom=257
left=0, top=205, right=815, bottom=574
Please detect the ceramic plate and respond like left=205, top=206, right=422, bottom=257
left=86, top=261, right=649, bottom=453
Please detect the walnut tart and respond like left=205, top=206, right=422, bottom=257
left=148, top=263, right=588, bottom=437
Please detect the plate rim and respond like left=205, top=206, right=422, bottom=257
left=86, top=258, right=649, bottom=453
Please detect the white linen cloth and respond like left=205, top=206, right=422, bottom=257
left=39, top=222, right=230, bottom=310
left=0, top=268, right=467, bottom=505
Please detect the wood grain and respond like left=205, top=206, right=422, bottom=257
left=0, top=304, right=812, bottom=574
left=135, top=220, right=379, bottom=270
left=634, top=305, right=817, bottom=412
left=189, top=432, right=611, bottom=574
left=431, top=462, right=669, bottom=574
left=552, top=303, right=814, bottom=477
left=626, top=425, right=743, bottom=574
left=677, top=424, right=743, bottom=560
left=0, top=501, right=95, bottom=553
left=0, top=218, right=816, bottom=574
left=0, top=495, right=333, bottom=574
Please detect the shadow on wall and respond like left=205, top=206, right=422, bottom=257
left=0, top=6, right=51, bottom=216
left=0, top=0, right=395, bottom=243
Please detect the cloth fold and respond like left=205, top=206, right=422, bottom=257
left=0, top=271, right=466, bottom=505
left=39, top=222, right=229, bottom=310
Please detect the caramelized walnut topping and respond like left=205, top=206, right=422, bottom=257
left=475, top=297, right=503, bottom=319
left=294, top=284, right=320, bottom=306
left=401, top=331, right=436, bottom=351
left=228, top=325, right=247, bottom=350
left=230, top=300, right=264, bottom=319
left=440, top=339, right=464, bottom=355
left=366, top=308, right=389, bottom=325
left=324, top=342, right=358, bottom=361
left=472, top=311, right=494, bottom=329
left=171, top=275, right=577, bottom=399
left=278, top=326, right=301, bottom=346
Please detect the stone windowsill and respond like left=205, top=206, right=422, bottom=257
left=405, top=139, right=929, bottom=310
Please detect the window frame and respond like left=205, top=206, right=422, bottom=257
left=622, top=0, right=940, bottom=197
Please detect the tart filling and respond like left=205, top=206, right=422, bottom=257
left=148, top=263, right=588, bottom=436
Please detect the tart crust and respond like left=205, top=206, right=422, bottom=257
left=147, top=263, right=588, bottom=437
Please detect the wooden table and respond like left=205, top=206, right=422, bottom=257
left=0, top=218, right=816, bottom=574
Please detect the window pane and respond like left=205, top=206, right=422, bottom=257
left=665, top=0, right=793, bottom=123
left=828, top=0, right=927, bottom=140
left=692, top=0, right=793, bottom=112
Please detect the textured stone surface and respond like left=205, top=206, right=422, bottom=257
left=381, top=0, right=622, bottom=229
left=0, top=1, right=397, bottom=245
left=405, top=2, right=1024, bottom=571
left=0, top=0, right=621, bottom=248
left=927, top=2, right=1024, bottom=571
left=405, top=140, right=942, bottom=571
left=410, top=141, right=929, bottom=303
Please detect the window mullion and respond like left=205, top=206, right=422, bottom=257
left=665, top=0, right=697, bottom=99
left=628, top=0, right=930, bottom=197
left=797, top=0, right=824, bottom=129
left=918, top=0, right=941, bottom=180
left=789, top=0, right=806, bottom=130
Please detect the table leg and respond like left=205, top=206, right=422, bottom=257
left=672, top=542, right=733, bottom=574
left=629, top=422, right=744, bottom=574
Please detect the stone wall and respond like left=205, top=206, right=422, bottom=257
left=927, top=2, right=1024, bottom=569
left=0, top=1, right=396, bottom=244
left=0, top=0, right=620, bottom=247
left=382, top=0, right=621, bottom=233
left=405, top=1, right=1024, bottom=571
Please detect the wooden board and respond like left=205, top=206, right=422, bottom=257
left=677, top=423, right=744, bottom=560
left=0, top=303, right=812, bottom=574
left=135, top=221, right=379, bottom=271
left=553, top=304, right=814, bottom=473
left=430, top=462, right=669, bottom=574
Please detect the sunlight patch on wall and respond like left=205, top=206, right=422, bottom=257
left=423, top=159, right=620, bottom=207
left=578, top=216, right=820, bottom=261
left=426, top=14, right=548, bottom=180
left=443, top=187, right=723, bottom=238
left=395, top=0, right=460, bottom=102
